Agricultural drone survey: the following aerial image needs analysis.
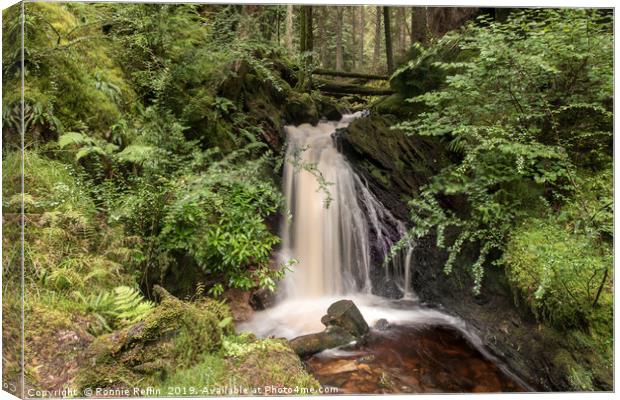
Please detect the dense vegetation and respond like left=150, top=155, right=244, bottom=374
left=391, top=9, right=613, bottom=388
left=1, top=2, right=613, bottom=395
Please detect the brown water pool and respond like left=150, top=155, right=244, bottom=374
left=305, top=324, right=526, bottom=394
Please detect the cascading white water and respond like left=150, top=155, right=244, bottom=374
left=239, top=114, right=422, bottom=338
left=279, top=113, right=413, bottom=300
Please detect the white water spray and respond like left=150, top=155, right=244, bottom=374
left=279, top=113, right=414, bottom=300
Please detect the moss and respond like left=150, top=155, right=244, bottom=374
left=552, top=349, right=594, bottom=391
left=283, top=92, right=319, bottom=125
left=75, top=287, right=224, bottom=391
left=161, top=333, right=320, bottom=395
left=22, top=302, right=94, bottom=391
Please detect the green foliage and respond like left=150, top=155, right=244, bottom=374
left=74, top=286, right=155, bottom=335
left=504, top=217, right=612, bottom=329
left=504, top=167, right=612, bottom=331
left=395, top=9, right=612, bottom=293
left=159, top=155, right=285, bottom=291
left=9, top=2, right=133, bottom=142
left=3, top=151, right=95, bottom=215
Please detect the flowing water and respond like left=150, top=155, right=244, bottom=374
left=240, top=114, right=527, bottom=393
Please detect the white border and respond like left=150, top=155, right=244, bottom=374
left=0, top=1, right=616, bottom=400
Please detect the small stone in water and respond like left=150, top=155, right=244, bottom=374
left=374, top=318, right=390, bottom=330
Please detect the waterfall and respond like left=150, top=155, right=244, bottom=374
left=279, top=113, right=415, bottom=300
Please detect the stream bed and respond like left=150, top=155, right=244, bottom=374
left=305, top=323, right=525, bottom=393
left=241, top=295, right=528, bottom=394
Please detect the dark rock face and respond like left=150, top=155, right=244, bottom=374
left=289, top=300, right=369, bottom=357
left=334, top=114, right=449, bottom=221
left=283, top=92, right=320, bottom=126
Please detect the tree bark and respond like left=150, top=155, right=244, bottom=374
left=383, top=7, right=394, bottom=74
left=372, top=6, right=382, bottom=72
left=359, top=6, right=365, bottom=69
left=305, top=6, right=313, bottom=52
left=350, top=6, right=357, bottom=70
left=299, top=6, right=313, bottom=53
left=317, top=7, right=328, bottom=67
left=335, top=7, right=344, bottom=70
left=396, top=7, right=405, bottom=56
left=285, top=4, right=294, bottom=53
left=411, top=7, right=428, bottom=45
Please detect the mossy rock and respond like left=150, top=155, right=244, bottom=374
left=75, top=286, right=224, bottom=391
left=162, top=333, right=320, bottom=392
left=283, top=92, right=319, bottom=126
left=315, top=96, right=344, bottom=121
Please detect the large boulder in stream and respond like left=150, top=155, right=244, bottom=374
left=321, top=299, right=369, bottom=337
left=289, top=300, right=369, bottom=357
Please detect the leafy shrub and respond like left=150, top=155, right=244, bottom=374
left=159, top=156, right=284, bottom=292
left=504, top=218, right=612, bottom=329
left=395, top=9, right=613, bottom=293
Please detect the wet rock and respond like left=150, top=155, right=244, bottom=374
left=223, top=288, right=253, bottom=323
left=316, top=97, right=344, bottom=121
left=321, top=299, right=369, bottom=337
left=250, top=287, right=276, bottom=310
left=289, top=326, right=356, bottom=358
left=290, top=300, right=370, bottom=357
left=374, top=318, right=390, bottom=331
left=315, top=359, right=359, bottom=375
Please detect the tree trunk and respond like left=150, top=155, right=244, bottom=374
left=299, top=6, right=313, bottom=53
left=350, top=7, right=357, bottom=71
left=372, top=6, right=382, bottom=72
left=317, top=7, right=328, bottom=67
left=312, top=69, right=389, bottom=80
left=335, top=7, right=344, bottom=71
left=395, top=8, right=405, bottom=56
left=313, top=78, right=395, bottom=96
left=359, top=6, right=365, bottom=69
left=411, top=7, right=428, bottom=45
left=285, top=4, right=294, bottom=53
left=383, top=7, right=394, bottom=74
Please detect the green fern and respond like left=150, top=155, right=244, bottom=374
left=58, top=132, right=94, bottom=148
left=112, top=286, right=155, bottom=326
left=115, top=144, right=156, bottom=165
left=75, top=286, right=154, bottom=335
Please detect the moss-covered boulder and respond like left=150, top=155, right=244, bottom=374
left=75, top=286, right=225, bottom=391
left=283, top=92, right=320, bottom=126
left=160, top=333, right=321, bottom=393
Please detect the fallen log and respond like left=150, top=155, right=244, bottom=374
left=313, top=78, right=395, bottom=96
left=312, top=68, right=389, bottom=81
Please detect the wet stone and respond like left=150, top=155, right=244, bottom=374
left=374, top=318, right=390, bottom=331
